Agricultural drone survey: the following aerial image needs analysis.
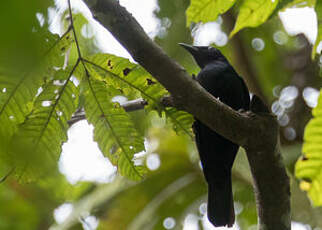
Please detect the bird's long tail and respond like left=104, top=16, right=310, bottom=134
left=207, top=174, right=235, bottom=227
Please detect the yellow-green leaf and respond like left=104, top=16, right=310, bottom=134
left=230, top=0, right=279, bottom=37
left=295, top=90, right=322, bottom=206
left=186, top=0, right=237, bottom=26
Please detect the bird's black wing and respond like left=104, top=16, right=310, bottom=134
left=193, top=61, right=246, bottom=227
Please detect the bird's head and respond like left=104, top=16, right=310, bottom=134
left=179, top=43, right=226, bottom=68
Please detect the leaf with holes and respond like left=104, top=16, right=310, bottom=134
left=82, top=77, right=146, bottom=181
left=295, top=90, right=322, bottom=205
left=84, top=54, right=167, bottom=110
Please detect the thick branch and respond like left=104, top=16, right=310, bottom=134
left=247, top=96, right=290, bottom=229
left=81, top=1, right=290, bottom=229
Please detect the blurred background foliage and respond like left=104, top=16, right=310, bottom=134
left=0, top=0, right=322, bottom=230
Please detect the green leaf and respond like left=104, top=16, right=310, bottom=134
left=82, top=77, right=146, bottom=181
left=0, top=72, right=40, bottom=138
left=165, top=108, right=194, bottom=137
left=295, top=90, right=322, bottom=206
left=10, top=66, right=79, bottom=180
left=186, top=0, right=237, bottom=26
left=83, top=54, right=193, bottom=137
left=230, top=0, right=279, bottom=37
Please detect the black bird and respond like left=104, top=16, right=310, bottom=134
left=180, top=43, right=250, bottom=227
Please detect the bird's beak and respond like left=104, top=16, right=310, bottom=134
left=178, top=43, right=199, bottom=54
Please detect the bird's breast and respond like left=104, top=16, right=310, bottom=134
left=197, top=64, right=247, bottom=110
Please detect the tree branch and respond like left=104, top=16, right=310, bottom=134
left=247, top=96, right=290, bottom=229
left=81, top=1, right=290, bottom=229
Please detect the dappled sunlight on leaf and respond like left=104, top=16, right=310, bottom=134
left=186, top=0, right=237, bottom=26
left=230, top=0, right=279, bottom=37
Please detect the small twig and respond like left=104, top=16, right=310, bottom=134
left=121, top=98, right=149, bottom=111
left=0, top=168, right=15, bottom=184
left=68, top=97, right=175, bottom=126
